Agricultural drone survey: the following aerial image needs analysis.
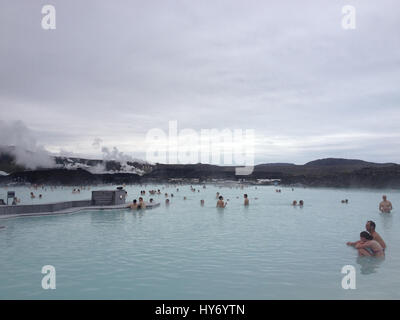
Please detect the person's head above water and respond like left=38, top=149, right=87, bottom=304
left=366, top=220, right=376, bottom=232
left=383, top=195, right=387, bottom=200
left=219, top=196, right=223, bottom=200
left=244, top=194, right=248, bottom=198
left=360, top=231, right=373, bottom=241
left=133, top=199, right=137, bottom=204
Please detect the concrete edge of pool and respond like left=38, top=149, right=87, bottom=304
left=0, top=189, right=160, bottom=220
left=0, top=202, right=160, bottom=220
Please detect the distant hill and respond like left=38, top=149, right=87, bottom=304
left=1, top=149, right=400, bottom=188
left=305, top=158, right=395, bottom=167
left=255, top=163, right=295, bottom=167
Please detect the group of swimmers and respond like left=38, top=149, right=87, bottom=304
left=216, top=194, right=250, bottom=208
left=30, top=192, right=43, bottom=199
left=292, top=200, right=304, bottom=207
left=130, top=188, right=252, bottom=210
left=129, top=197, right=146, bottom=210
left=148, top=189, right=161, bottom=195
left=345, top=195, right=393, bottom=258
left=190, top=186, right=200, bottom=193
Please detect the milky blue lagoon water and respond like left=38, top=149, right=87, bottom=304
left=1, top=185, right=399, bottom=299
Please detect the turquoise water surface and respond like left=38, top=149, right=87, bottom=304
left=0, top=185, right=399, bottom=299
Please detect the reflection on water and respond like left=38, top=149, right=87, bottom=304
left=89, top=210, right=126, bottom=224
left=356, top=256, right=384, bottom=275
left=379, top=212, right=393, bottom=232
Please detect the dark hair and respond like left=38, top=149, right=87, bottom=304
left=219, top=196, right=223, bottom=200
left=360, top=231, right=373, bottom=240
left=133, top=199, right=137, bottom=203
left=368, top=221, right=376, bottom=230
left=244, top=194, right=248, bottom=197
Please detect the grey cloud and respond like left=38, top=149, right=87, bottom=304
left=0, top=0, right=399, bottom=164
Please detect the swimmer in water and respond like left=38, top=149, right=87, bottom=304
left=130, top=199, right=138, bottom=210
left=200, top=200, right=204, bottom=206
left=165, top=199, right=170, bottom=205
left=347, top=231, right=385, bottom=258
left=216, top=196, right=226, bottom=208
left=292, top=200, right=297, bottom=206
left=138, top=197, right=146, bottom=209
left=299, top=200, right=304, bottom=207
left=244, top=194, right=249, bottom=206
left=366, top=220, right=386, bottom=250
left=379, top=195, right=392, bottom=213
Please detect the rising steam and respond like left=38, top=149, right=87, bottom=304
left=0, top=120, right=55, bottom=170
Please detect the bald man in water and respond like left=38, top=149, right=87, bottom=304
left=379, top=195, right=392, bottom=213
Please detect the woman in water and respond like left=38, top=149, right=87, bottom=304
left=347, top=231, right=385, bottom=258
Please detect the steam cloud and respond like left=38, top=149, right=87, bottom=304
left=101, top=146, right=133, bottom=162
left=0, top=120, right=55, bottom=170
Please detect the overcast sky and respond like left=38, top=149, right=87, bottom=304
left=1, top=0, right=400, bottom=164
